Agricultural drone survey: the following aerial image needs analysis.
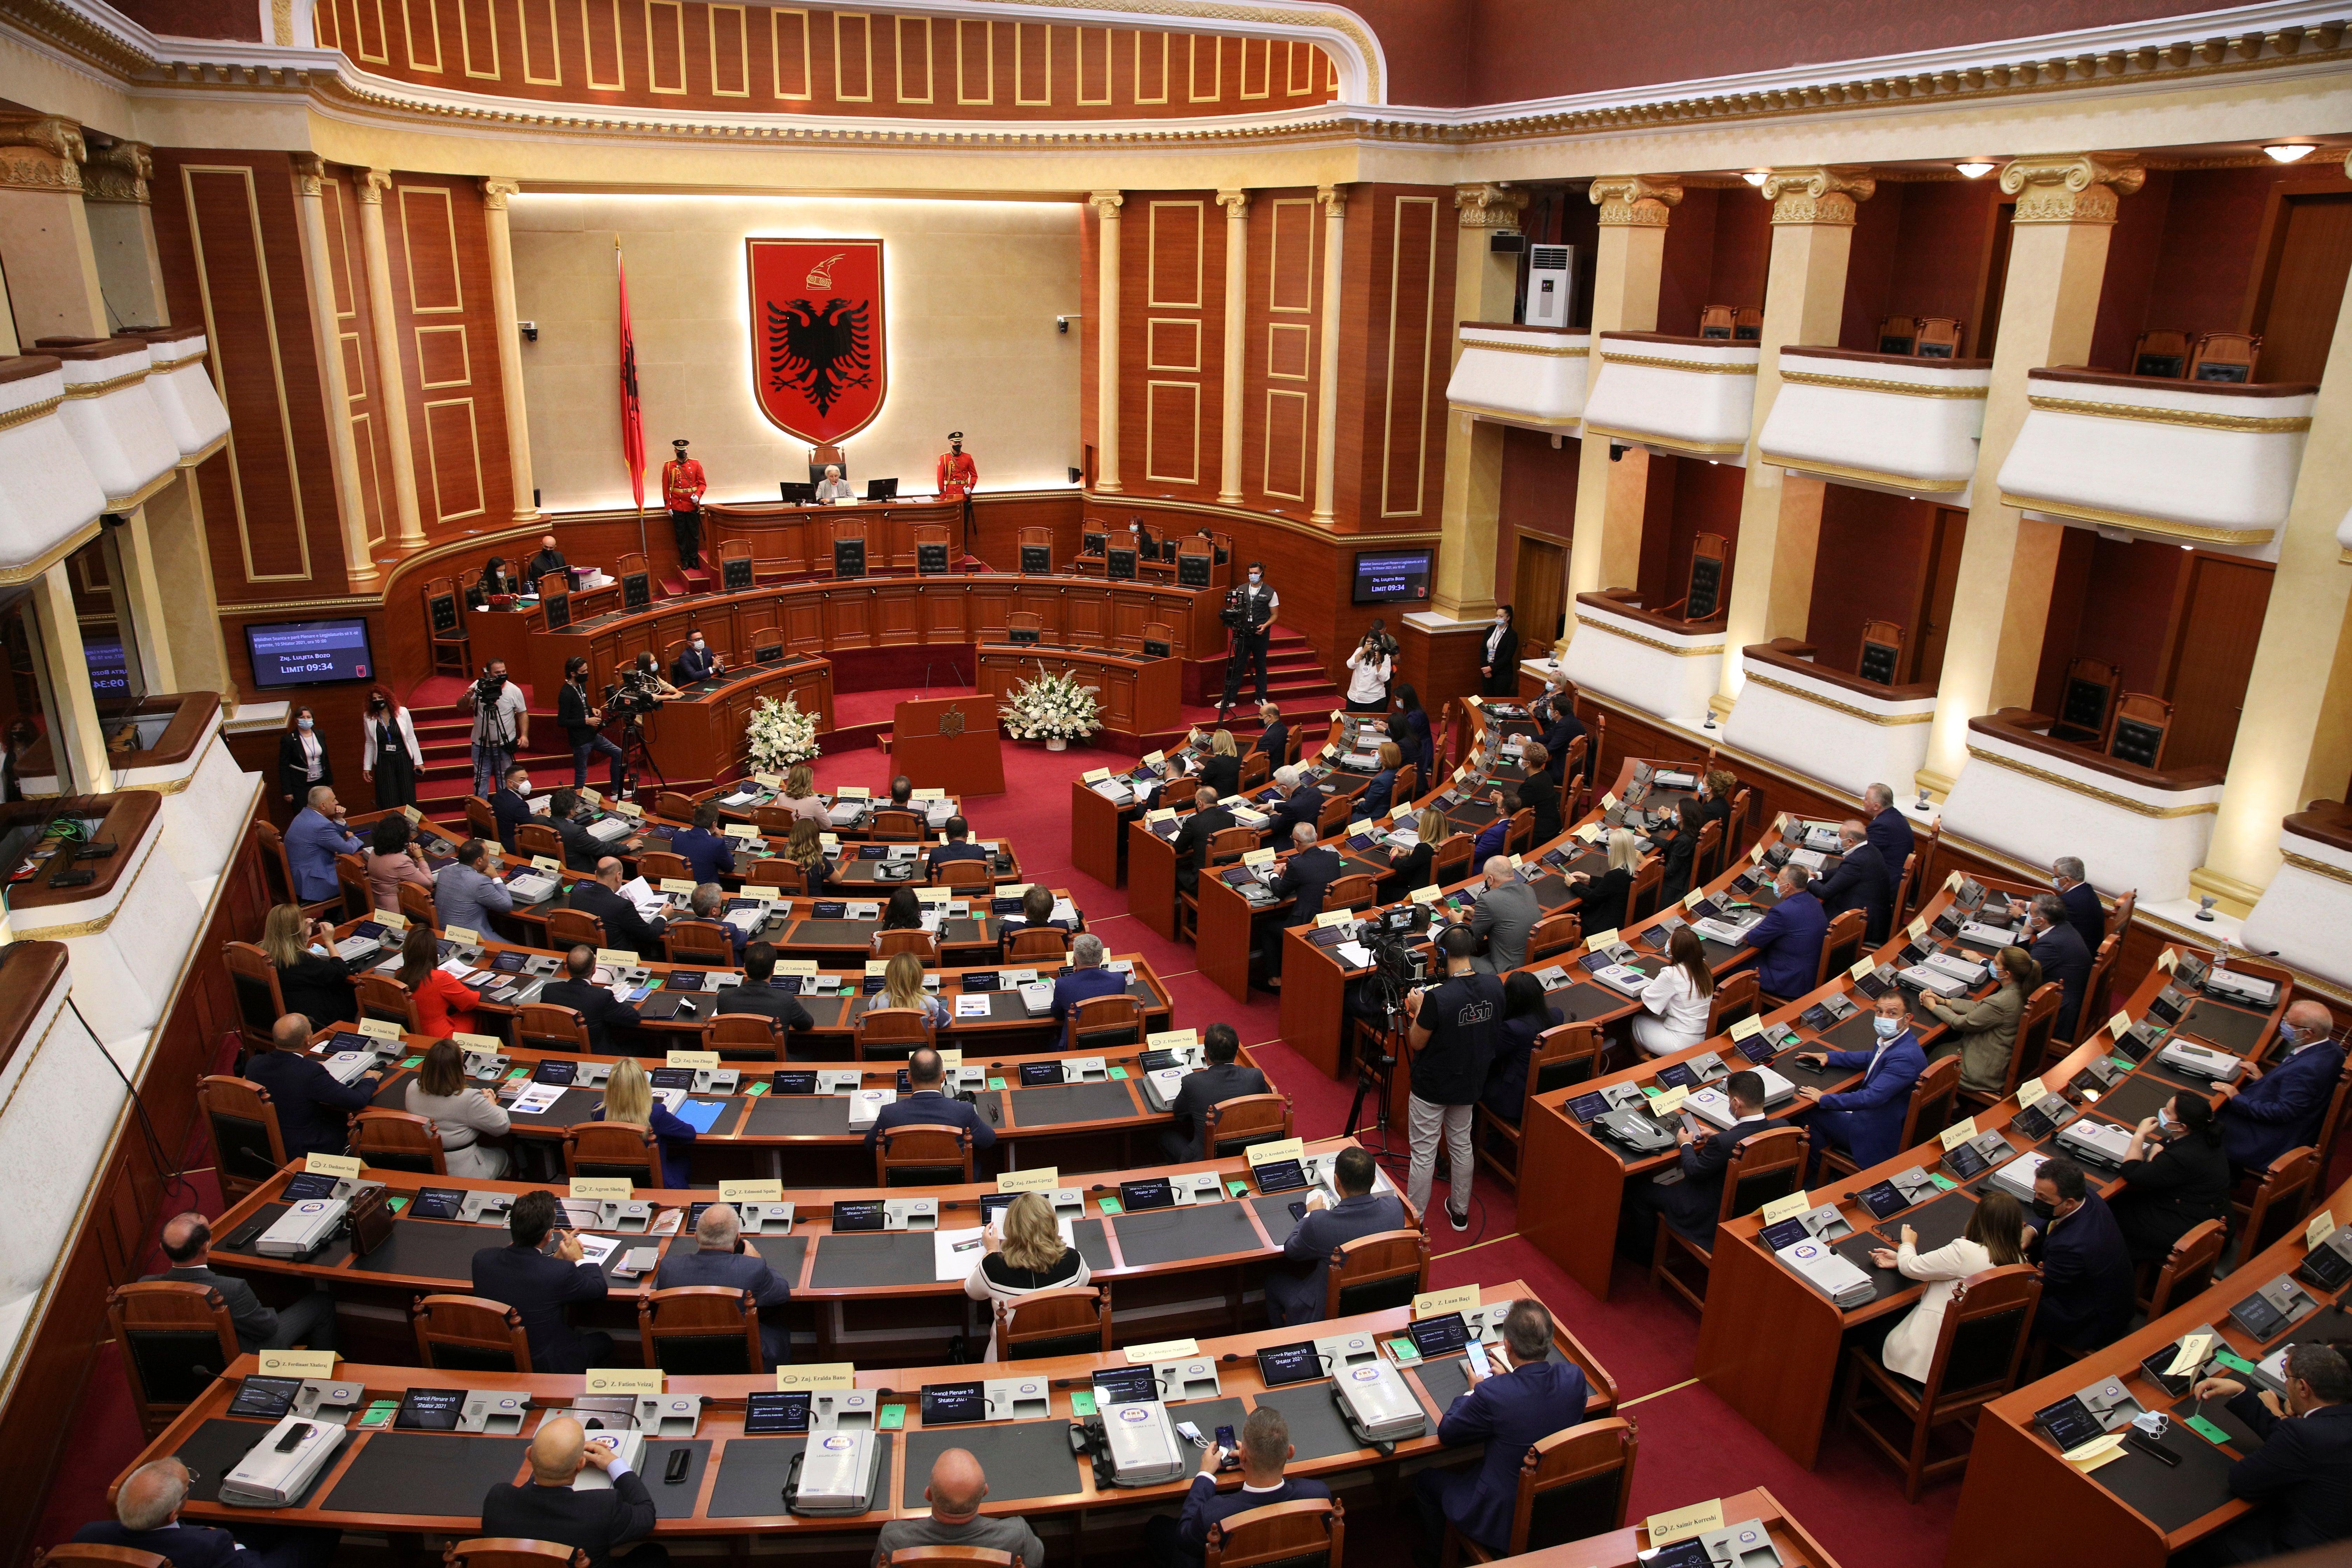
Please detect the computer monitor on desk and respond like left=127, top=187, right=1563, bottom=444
left=779, top=481, right=816, bottom=504
left=866, top=477, right=899, bottom=500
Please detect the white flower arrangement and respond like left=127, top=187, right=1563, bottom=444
left=1000, top=664, right=1102, bottom=743
left=744, top=695, right=820, bottom=772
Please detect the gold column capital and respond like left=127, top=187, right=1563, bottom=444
left=480, top=177, right=522, bottom=210
left=355, top=168, right=393, bottom=205
left=0, top=112, right=86, bottom=193
left=290, top=154, right=328, bottom=197
left=1589, top=175, right=1683, bottom=227
left=1761, top=165, right=1875, bottom=225
left=1316, top=183, right=1350, bottom=215
left=1087, top=190, right=1124, bottom=218
left=1454, top=182, right=1530, bottom=229
left=1215, top=188, right=1250, bottom=217
left=1998, top=154, right=2146, bottom=223
left=79, top=138, right=151, bottom=204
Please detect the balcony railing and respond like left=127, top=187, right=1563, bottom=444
left=1581, top=333, right=1758, bottom=462
left=1758, top=346, right=1988, bottom=499
left=1446, top=322, right=1592, bottom=429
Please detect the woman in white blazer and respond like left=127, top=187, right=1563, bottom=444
left=1869, top=1188, right=2028, bottom=1381
left=1632, top=926, right=1714, bottom=1056
left=361, top=683, right=425, bottom=809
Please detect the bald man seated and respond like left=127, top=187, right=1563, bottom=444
left=143, top=1210, right=338, bottom=1356
left=74, top=1456, right=339, bottom=1567
left=872, top=1447, right=1045, bottom=1567
left=481, top=1414, right=664, bottom=1568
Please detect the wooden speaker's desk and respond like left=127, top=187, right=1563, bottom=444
left=890, top=693, right=1006, bottom=794
left=705, top=494, right=965, bottom=573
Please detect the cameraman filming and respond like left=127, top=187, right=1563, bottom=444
left=558, top=655, right=625, bottom=793
left=1216, top=561, right=1278, bottom=719
left=462, top=658, right=529, bottom=798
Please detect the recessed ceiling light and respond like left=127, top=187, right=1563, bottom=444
left=1741, top=170, right=1768, bottom=186
left=2265, top=143, right=2317, bottom=163
left=1956, top=161, right=1996, bottom=179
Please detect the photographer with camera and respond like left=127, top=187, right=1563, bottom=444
left=463, top=659, right=529, bottom=798
left=1216, top=562, right=1278, bottom=719
left=558, top=656, right=626, bottom=793
left=1344, top=628, right=1393, bottom=714
left=626, top=650, right=681, bottom=701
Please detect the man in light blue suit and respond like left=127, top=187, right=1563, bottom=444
left=1793, top=989, right=1926, bottom=1175
left=284, top=784, right=362, bottom=902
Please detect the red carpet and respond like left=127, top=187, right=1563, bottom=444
left=38, top=733, right=1953, bottom=1567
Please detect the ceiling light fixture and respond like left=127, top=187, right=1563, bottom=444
left=1955, top=161, right=1996, bottom=179
left=1741, top=170, right=1769, bottom=186
left=2265, top=143, right=2317, bottom=163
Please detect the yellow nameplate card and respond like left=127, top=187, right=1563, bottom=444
left=304, top=1153, right=363, bottom=1179
left=377, top=910, right=409, bottom=931
left=2016, top=1077, right=2046, bottom=1108
left=1247, top=1136, right=1306, bottom=1167
left=1001, top=883, right=1033, bottom=898
left=1938, top=1118, right=1980, bottom=1151
left=1412, top=1284, right=1480, bottom=1320
left=667, top=1050, right=720, bottom=1068
left=1684, top=888, right=1705, bottom=909
left=1907, top=916, right=1928, bottom=938
left=2109, top=1010, right=2135, bottom=1039
left=1242, top=848, right=1277, bottom=866
left=913, top=788, right=947, bottom=801
left=1409, top=885, right=1443, bottom=904
left=2062, top=1433, right=2126, bottom=1469
left=596, top=947, right=636, bottom=967
left=444, top=925, right=481, bottom=945
left=2167, top=1332, right=2216, bottom=1377
left=1577, top=824, right=1602, bottom=844
left=1728, top=1016, right=1764, bottom=1041
left=659, top=878, right=696, bottom=894
left=1463, top=695, right=1482, bottom=708
left=1759, top=1191, right=1812, bottom=1225
left=1147, top=1029, right=1199, bottom=1051
left=1750, top=844, right=1765, bottom=863
left=1601, top=792, right=1618, bottom=810
left=1082, top=768, right=1111, bottom=783
left=1147, top=808, right=1180, bottom=823
left=1125, top=1338, right=1201, bottom=1364
left=1584, top=928, right=1620, bottom=952
left=453, top=1032, right=502, bottom=1050
left=584, top=1368, right=663, bottom=1396
left=1850, top=958, right=1877, bottom=981
left=356, top=1018, right=404, bottom=1041
left=839, top=786, right=870, bottom=800
left=777, top=1363, right=855, bottom=1390
left=723, top=824, right=760, bottom=841
left=612, top=800, right=643, bottom=817
left=2309, top=1211, right=2339, bottom=1251
left=400, top=804, right=422, bottom=823
left=1945, top=871, right=1965, bottom=891
left=1646, top=1499, right=1726, bottom=1547
left=754, top=773, right=784, bottom=787
left=915, top=886, right=953, bottom=904
left=532, top=855, right=562, bottom=872
left=487, top=842, right=507, bottom=858
left=864, top=959, right=890, bottom=975
left=1648, top=1085, right=1689, bottom=1118
left=258, top=1349, right=338, bottom=1378
left=719, top=1180, right=784, bottom=1203
left=939, top=1050, right=962, bottom=1068
left=570, top=1177, right=633, bottom=1200
left=997, top=1167, right=1060, bottom=1193
left=582, top=789, right=603, bottom=807
left=2158, top=948, right=2178, bottom=972
left=1143, top=750, right=1166, bottom=766
left=1316, top=910, right=1353, bottom=929
left=777, top=959, right=820, bottom=976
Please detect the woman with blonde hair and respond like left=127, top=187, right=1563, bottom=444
left=964, top=1189, right=1089, bottom=1357
left=881, top=950, right=952, bottom=1029
left=1563, top=827, right=1639, bottom=932
left=259, top=901, right=355, bottom=1030
left=777, top=762, right=828, bottom=825
left=592, top=1055, right=696, bottom=1186
left=1199, top=728, right=1241, bottom=796
left=405, top=1038, right=511, bottom=1177
left=784, top=816, right=833, bottom=890
left=1381, top=804, right=1448, bottom=899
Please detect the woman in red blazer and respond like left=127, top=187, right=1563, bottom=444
left=396, top=924, right=482, bottom=1039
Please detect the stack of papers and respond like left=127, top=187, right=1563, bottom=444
left=507, top=1084, right=565, bottom=1115
left=574, top=1234, right=621, bottom=1267
left=954, top=994, right=993, bottom=1018
left=617, top=876, right=667, bottom=918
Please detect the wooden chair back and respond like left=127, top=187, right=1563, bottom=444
left=1208, top=826, right=1259, bottom=866
left=443, top=1539, right=586, bottom=1567
left=2144, top=1219, right=2225, bottom=1319
left=411, top=1294, right=533, bottom=1373
left=1238, top=750, right=1269, bottom=791
left=638, top=1286, right=763, bottom=1374
left=197, top=1075, right=287, bottom=1197
left=1314, top=793, right=1351, bottom=838
left=351, top=1108, right=447, bottom=1175
left=355, top=972, right=424, bottom=1034
left=106, top=1281, right=240, bottom=1436
left=1430, top=833, right=1474, bottom=888
left=853, top=1006, right=935, bottom=1062
left=255, top=820, right=303, bottom=910
left=562, top=1120, right=657, bottom=1182
left=1876, top=315, right=1919, bottom=355
left=1858, top=620, right=1905, bottom=686
left=1698, top=304, right=1735, bottom=339
left=34, top=1546, right=170, bottom=1567
left=1391, top=763, right=1419, bottom=804
left=2188, top=330, right=2260, bottom=383
left=1007, top=926, right=1069, bottom=961
left=2133, top=328, right=2191, bottom=378
left=1818, top=907, right=1866, bottom=985
left=1703, top=968, right=1759, bottom=1036
left=2244, top=1146, right=2322, bottom=1255
left=425, top=576, right=470, bottom=676
left=397, top=879, right=439, bottom=929
left=1322, top=1226, right=1428, bottom=1318
left=1720, top=1125, right=1809, bottom=1223
left=1731, top=306, right=1763, bottom=342
left=1072, top=993, right=1144, bottom=1050
left=1913, top=317, right=1963, bottom=358
left=635, top=849, right=691, bottom=882
left=1693, top=819, right=1724, bottom=885
left=546, top=908, right=605, bottom=950
left=666, top=920, right=735, bottom=966
left=933, top=858, right=993, bottom=890
left=710, top=1013, right=783, bottom=1061
left=876, top=1124, right=973, bottom=1186
left=2074, top=932, right=2122, bottom=1044
left=517, top=1003, right=591, bottom=1054
left=1499, top=1418, right=1640, bottom=1555
left=1006, top=610, right=1044, bottom=640
left=1526, top=910, right=1582, bottom=963
left=875, top=929, right=940, bottom=961
left=1206, top=1499, right=1342, bottom=1568
left=1625, top=854, right=1664, bottom=923
left=2021, top=981, right=2067, bottom=1075
left=1324, top=874, right=1376, bottom=915
left=1658, top=534, right=1729, bottom=622
left=2050, top=657, right=2121, bottom=746
left=654, top=791, right=697, bottom=821
left=749, top=858, right=805, bottom=891
left=223, top=941, right=287, bottom=1049
left=1504, top=807, right=1534, bottom=858
left=1898, top=1054, right=1961, bottom=1150
left=993, top=1287, right=1111, bottom=1360
left=335, top=853, right=372, bottom=923
left=512, top=822, right=563, bottom=862
left=753, top=804, right=796, bottom=835
left=871, top=810, right=926, bottom=842
left=1204, top=1092, right=1293, bottom=1158
left=2106, top=693, right=2172, bottom=770
left=1921, top=1264, right=2041, bottom=1406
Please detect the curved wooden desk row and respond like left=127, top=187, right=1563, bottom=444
left=205, top=1133, right=1369, bottom=1367
left=1504, top=1488, right=1840, bottom=1568
left=120, top=1279, right=1607, bottom=1542
left=704, top=495, right=967, bottom=575
left=630, top=654, right=837, bottom=785
left=974, top=641, right=1183, bottom=743
left=1694, top=947, right=2292, bottom=1476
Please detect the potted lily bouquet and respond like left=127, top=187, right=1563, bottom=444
left=744, top=695, right=820, bottom=772
left=1000, top=665, right=1101, bottom=750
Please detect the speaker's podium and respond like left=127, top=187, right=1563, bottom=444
left=890, top=695, right=1006, bottom=795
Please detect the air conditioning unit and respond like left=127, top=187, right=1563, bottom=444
left=1525, top=245, right=1575, bottom=328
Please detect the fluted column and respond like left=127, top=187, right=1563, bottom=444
left=355, top=168, right=426, bottom=547
left=1433, top=182, right=1531, bottom=622
left=1090, top=191, right=1124, bottom=493
left=295, top=158, right=381, bottom=590
left=1919, top=154, right=2143, bottom=793
left=480, top=178, right=539, bottom=522
left=1309, top=184, right=1348, bottom=527
left=1216, top=189, right=1250, bottom=506
left=1714, top=166, right=1875, bottom=717
left=1567, top=176, right=1681, bottom=615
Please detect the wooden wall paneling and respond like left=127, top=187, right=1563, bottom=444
left=456, top=0, right=498, bottom=76
left=2160, top=552, right=2274, bottom=771
left=388, top=175, right=512, bottom=534
left=770, top=4, right=809, bottom=97
left=1116, top=194, right=1219, bottom=505
left=1075, top=23, right=1111, bottom=104
left=1374, top=189, right=1448, bottom=522
left=1248, top=189, right=1318, bottom=513
left=322, top=175, right=394, bottom=553
left=645, top=0, right=688, bottom=91
left=578, top=0, right=625, bottom=87
left=826, top=584, right=874, bottom=645
left=400, top=0, right=442, bottom=71
left=706, top=1, right=747, bottom=94
left=519, top=0, right=561, bottom=81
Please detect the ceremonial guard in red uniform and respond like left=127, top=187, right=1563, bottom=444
left=663, top=438, right=708, bottom=569
left=937, top=430, right=977, bottom=553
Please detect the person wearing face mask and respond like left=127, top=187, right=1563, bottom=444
left=1478, top=606, right=1518, bottom=696
left=1919, top=942, right=2041, bottom=1095
left=558, top=655, right=626, bottom=792
left=2023, top=1155, right=2135, bottom=1353
left=276, top=706, right=333, bottom=815
left=2050, top=855, right=2106, bottom=947
left=1343, top=630, right=1393, bottom=714
left=1392, top=682, right=1433, bottom=781
left=2024, top=892, right=2092, bottom=1038
left=2109, top=1090, right=2230, bottom=1265
left=1790, top=991, right=1926, bottom=1175
left=2217, top=1001, right=2347, bottom=1178
left=1126, top=514, right=1155, bottom=560
left=1533, top=685, right=1585, bottom=785
left=2188, top=1343, right=2352, bottom=1564
left=1216, top=562, right=1279, bottom=718
left=359, top=685, right=422, bottom=809
left=670, top=630, right=724, bottom=686
left=629, top=649, right=681, bottom=700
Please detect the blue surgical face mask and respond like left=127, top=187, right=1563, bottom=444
left=2278, top=1022, right=2301, bottom=1048
left=2157, top=1107, right=2181, bottom=1135
left=296, top=718, right=313, bottom=732
left=1873, top=1015, right=1903, bottom=1040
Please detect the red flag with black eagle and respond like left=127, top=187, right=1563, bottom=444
left=617, top=239, right=646, bottom=510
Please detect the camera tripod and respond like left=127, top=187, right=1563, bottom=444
left=615, top=715, right=665, bottom=800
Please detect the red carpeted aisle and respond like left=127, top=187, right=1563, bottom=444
left=37, top=728, right=1960, bottom=1566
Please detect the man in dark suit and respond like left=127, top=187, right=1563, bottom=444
left=2052, top=855, right=2106, bottom=947
left=1862, top=782, right=1914, bottom=915
left=571, top=855, right=669, bottom=957
left=2218, top=1001, right=2347, bottom=1175
left=926, top=817, right=992, bottom=877
left=1535, top=686, right=1584, bottom=784
left=1734, top=863, right=1828, bottom=1002
left=491, top=762, right=538, bottom=849
left=1254, top=704, right=1290, bottom=768
left=1792, top=990, right=1926, bottom=1175
left=551, top=788, right=633, bottom=871
left=73, top=1457, right=338, bottom=1567
left=2026, top=1156, right=2136, bottom=1353
left=652, top=1202, right=791, bottom=1365
left=524, top=532, right=568, bottom=586
left=668, top=802, right=736, bottom=884
left=1172, top=786, right=1236, bottom=895
left=1160, top=1023, right=1270, bottom=1160
left=1814, top=818, right=1891, bottom=946
left=470, top=1189, right=612, bottom=1374
left=670, top=631, right=723, bottom=686
left=480, top=1413, right=664, bottom=1568
left=1265, top=1146, right=1409, bottom=1326
left=243, top=1014, right=381, bottom=1160
left=1262, top=766, right=1322, bottom=844
left=541, top=945, right=644, bottom=1054
left=1623, top=1072, right=1786, bottom=1253
left=865, top=1047, right=997, bottom=1152
left=676, top=882, right=748, bottom=962
left=1145, top=1406, right=1331, bottom=1568
left=715, top=941, right=814, bottom=1052
left=1259, top=822, right=1345, bottom=986
left=145, top=1211, right=338, bottom=1353
left=1415, top=1300, right=1591, bottom=1560
left=2189, top=1343, right=2352, bottom=1563
left=1051, top=933, right=1130, bottom=1044
left=2026, top=892, right=2093, bottom=1038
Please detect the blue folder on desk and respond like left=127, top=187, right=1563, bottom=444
left=673, top=1099, right=727, bottom=1133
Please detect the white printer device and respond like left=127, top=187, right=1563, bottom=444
left=2159, top=1039, right=2247, bottom=1082
left=792, top=1390, right=883, bottom=1514
left=219, top=1416, right=346, bottom=1507
left=1090, top=1364, right=1188, bottom=1487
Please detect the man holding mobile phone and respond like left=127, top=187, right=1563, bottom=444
left=1415, top=1300, right=1591, bottom=1566
left=1145, top=1407, right=1329, bottom=1568
left=471, top=1189, right=613, bottom=1373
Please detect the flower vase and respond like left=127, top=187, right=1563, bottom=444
left=1046, top=737, right=1068, bottom=751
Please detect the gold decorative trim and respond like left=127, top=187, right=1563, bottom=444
left=2281, top=848, right=2352, bottom=888
left=1741, top=669, right=1934, bottom=725
left=1454, top=182, right=1529, bottom=230
left=2025, top=393, right=2312, bottom=432
left=1460, top=337, right=1589, bottom=358
left=119, top=771, right=192, bottom=795
left=2000, top=153, right=2146, bottom=224
left=1574, top=611, right=1722, bottom=658
left=1580, top=422, right=1747, bottom=457
left=104, top=468, right=177, bottom=512
left=0, top=521, right=101, bottom=585
left=1763, top=452, right=1970, bottom=491
left=8, top=845, right=148, bottom=938
left=1778, top=368, right=1987, bottom=399
left=0, top=393, right=65, bottom=432
left=1997, top=492, right=2276, bottom=546
left=1595, top=351, right=1757, bottom=375
left=61, top=366, right=152, bottom=399
left=1962, top=743, right=2219, bottom=818
left=1449, top=400, right=1582, bottom=428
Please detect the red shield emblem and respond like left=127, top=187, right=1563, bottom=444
left=745, top=238, right=887, bottom=443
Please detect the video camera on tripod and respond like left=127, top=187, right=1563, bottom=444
left=605, top=667, right=665, bottom=721
left=1218, top=587, right=1252, bottom=631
